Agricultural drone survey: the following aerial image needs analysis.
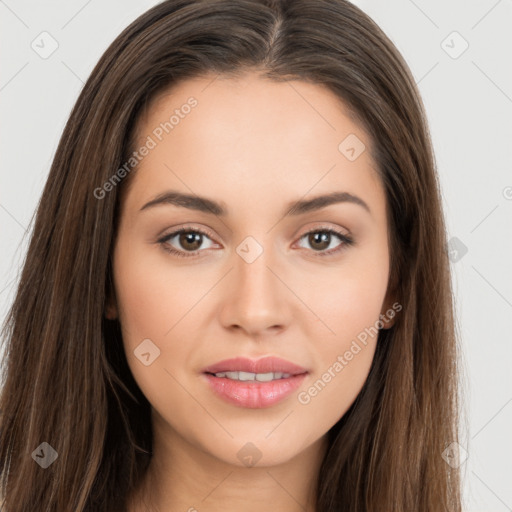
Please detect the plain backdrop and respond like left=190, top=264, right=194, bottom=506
left=1, top=1, right=511, bottom=510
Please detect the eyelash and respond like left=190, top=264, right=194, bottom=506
left=157, top=226, right=354, bottom=259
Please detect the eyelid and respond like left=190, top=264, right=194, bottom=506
left=158, top=222, right=350, bottom=242
left=158, top=224, right=216, bottom=241
left=293, top=224, right=354, bottom=256
left=295, top=221, right=351, bottom=239
left=157, top=223, right=354, bottom=258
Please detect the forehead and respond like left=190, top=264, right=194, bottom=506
left=125, top=71, right=384, bottom=218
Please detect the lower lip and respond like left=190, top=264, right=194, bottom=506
left=203, top=373, right=307, bottom=409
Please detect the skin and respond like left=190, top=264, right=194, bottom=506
left=107, top=70, right=396, bottom=512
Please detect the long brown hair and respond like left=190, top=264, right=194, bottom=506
left=0, top=0, right=464, bottom=510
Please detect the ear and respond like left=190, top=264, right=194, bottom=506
left=379, top=290, right=400, bottom=330
left=104, top=301, right=118, bottom=320
left=104, top=284, right=118, bottom=320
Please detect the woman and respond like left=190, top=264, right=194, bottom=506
left=0, top=0, right=464, bottom=510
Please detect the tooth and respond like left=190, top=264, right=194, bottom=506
left=214, top=371, right=293, bottom=381
left=238, top=371, right=256, bottom=381
left=255, top=372, right=274, bottom=382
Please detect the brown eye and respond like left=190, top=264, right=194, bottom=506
left=158, top=228, right=216, bottom=257
left=307, top=231, right=332, bottom=251
left=178, top=232, right=203, bottom=251
left=296, top=228, right=354, bottom=256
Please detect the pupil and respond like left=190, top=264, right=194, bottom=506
left=181, top=232, right=201, bottom=250
left=310, top=232, right=329, bottom=250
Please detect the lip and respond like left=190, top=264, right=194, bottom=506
left=202, top=356, right=309, bottom=409
left=202, top=356, right=308, bottom=375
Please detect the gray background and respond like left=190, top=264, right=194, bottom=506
left=1, top=1, right=511, bottom=510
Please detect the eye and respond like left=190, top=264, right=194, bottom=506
left=157, top=226, right=354, bottom=259
left=295, top=227, right=354, bottom=257
left=158, top=227, right=216, bottom=258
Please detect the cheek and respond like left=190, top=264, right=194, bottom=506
left=293, top=285, right=383, bottom=440
left=302, top=247, right=389, bottom=345
left=292, top=251, right=388, bottom=428
left=113, top=243, right=196, bottom=344
left=294, top=339, right=377, bottom=449
left=112, top=239, right=208, bottom=388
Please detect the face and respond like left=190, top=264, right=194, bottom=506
left=108, top=70, right=395, bottom=468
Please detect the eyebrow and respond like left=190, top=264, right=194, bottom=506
left=139, top=190, right=371, bottom=216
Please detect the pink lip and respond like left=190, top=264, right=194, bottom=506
left=202, top=356, right=308, bottom=409
left=202, top=356, right=308, bottom=375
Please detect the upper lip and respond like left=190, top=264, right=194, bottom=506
left=202, top=356, right=308, bottom=375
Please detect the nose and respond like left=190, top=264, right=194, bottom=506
left=218, top=245, right=293, bottom=337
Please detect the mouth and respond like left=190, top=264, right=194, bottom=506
left=202, top=355, right=308, bottom=375
left=202, top=356, right=309, bottom=409
left=205, top=370, right=296, bottom=381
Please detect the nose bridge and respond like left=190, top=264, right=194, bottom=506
left=237, top=244, right=275, bottom=299
left=219, top=234, right=291, bottom=334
